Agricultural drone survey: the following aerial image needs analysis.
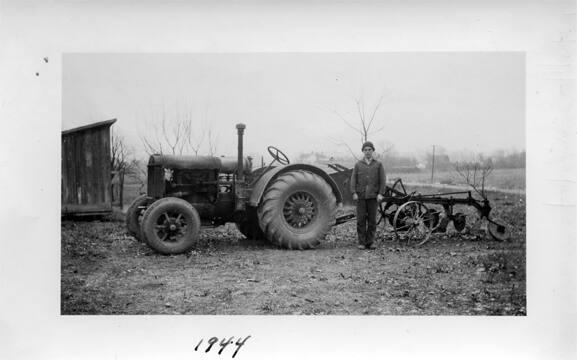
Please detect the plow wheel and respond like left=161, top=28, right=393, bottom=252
left=388, top=204, right=406, bottom=228
left=258, top=170, right=337, bottom=250
left=488, top=218, right=511, bottom=241
left=423, top=208, right=441, bottom=230
left=377, top=202, right=400, bottom=237
left=393, top=201, right=435, bottom=246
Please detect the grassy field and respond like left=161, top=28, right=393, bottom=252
left=389, top=168, right=525, bottom=191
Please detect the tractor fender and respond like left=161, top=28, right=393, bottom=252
left=248, top=164, right=343, bottom=207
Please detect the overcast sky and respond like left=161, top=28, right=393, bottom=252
left=62, top=52, right=525, bottom=161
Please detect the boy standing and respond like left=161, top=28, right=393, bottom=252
left=350, top=141, right=386, bottom=249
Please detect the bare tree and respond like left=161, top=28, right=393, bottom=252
left=111, top=129, right=132, bottom=174
left=207, top=126, right=218, bottom=156
left=110, top=130, right=138, bottom=207
left=140, top=112, right=188, bottom=156
left=332, top=93, right=386, bottom=145
left=125, top=158, right=148, bottom=194
left=329, top=91, right=387, bottom=159
left=138, top=105, right=218, bottom=156
left=454, top=157, right=494, bottom=198
left=182, top=118, right=205, bottom=156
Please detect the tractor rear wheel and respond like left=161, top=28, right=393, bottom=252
left=258, top=170, right=337, bottom=249
left=126, top=194, right=151, bottom=241
left=141, top=197, right=200, bottom=255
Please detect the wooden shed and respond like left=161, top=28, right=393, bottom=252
left=61, top=119, right=117, bottom=216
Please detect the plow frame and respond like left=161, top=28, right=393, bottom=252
left=377, top=178, right=509, bottom=245
left=328, top=164, right=511, bottom=245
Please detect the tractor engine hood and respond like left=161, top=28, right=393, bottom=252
left=148, top=154, right=252, bottom=174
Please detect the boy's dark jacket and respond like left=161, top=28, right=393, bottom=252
left=350, top=159, right=387, bottom=199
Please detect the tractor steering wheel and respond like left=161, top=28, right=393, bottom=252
left=267, top=146, right=290, bottom=165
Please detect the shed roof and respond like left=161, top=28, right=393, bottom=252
left=62, top=119, right=117, bottom=136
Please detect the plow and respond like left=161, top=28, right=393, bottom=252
left=331, top=171, right=511, bottom=246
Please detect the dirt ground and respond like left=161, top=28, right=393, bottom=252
left=61, top=187, right=526, bottom=315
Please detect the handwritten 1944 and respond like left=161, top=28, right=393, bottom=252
left=194, top=336, right=251, bottom=358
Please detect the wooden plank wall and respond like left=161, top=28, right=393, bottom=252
left=62, top=124, right=113, bottom=215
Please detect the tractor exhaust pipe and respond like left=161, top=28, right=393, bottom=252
left=236, top=123, right=246, bottom=182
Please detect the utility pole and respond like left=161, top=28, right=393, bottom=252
left=430, top=145, right=436, bottom=184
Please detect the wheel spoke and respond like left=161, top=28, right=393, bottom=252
left=393, top=201, right=433, bottom=244
left=396, top=223, right=411, bottom=232
left=282, top=191, right=317, bottom=228
left=175, top=213, right=183, bottom=223
left=162, top=213, right=171, bottom=223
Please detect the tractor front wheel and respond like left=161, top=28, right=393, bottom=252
left=258, top=170, right=337, bottom=249
left=141, top=197, right=201, bottom=255
left=126, top=194, right=152, bottom=241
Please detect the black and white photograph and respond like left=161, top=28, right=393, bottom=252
left=61, top=52, right=526, bottom=316
left=1, top=1, right=575, bottom=359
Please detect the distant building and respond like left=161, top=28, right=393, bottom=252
left=61, top=119, right=117, bottom=216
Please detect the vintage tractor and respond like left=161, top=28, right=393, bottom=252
left=126, top=124, right=343, bottom=254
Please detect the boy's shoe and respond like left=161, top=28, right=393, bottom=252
left=357, top=245, right=366, bottom=250
left=367, top=243, right=377, bottom=250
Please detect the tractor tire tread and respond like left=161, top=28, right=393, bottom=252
left=125, top=194, right=152, bottom=241
left=258, top=170, right=337, bottom=250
